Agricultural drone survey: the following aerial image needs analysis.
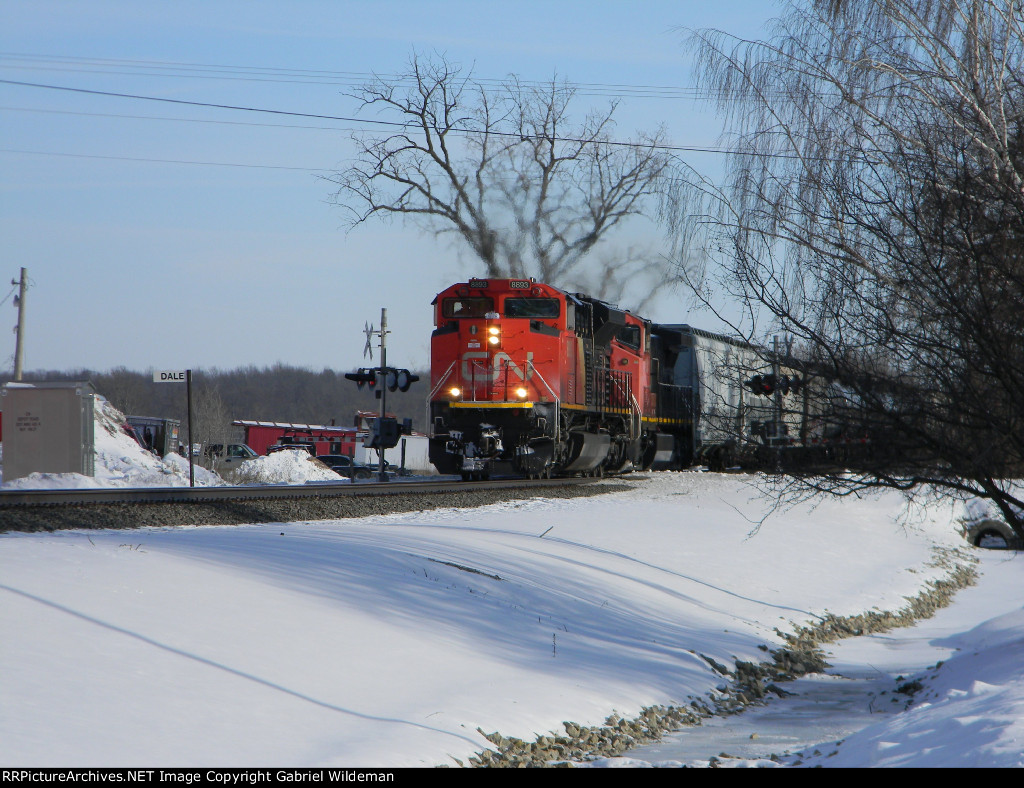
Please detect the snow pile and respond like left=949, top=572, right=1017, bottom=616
left=160, top=451, right=224, bottom=487
left=0, top=398, right=224, bottom=489
left=226, top=448, right=346, bottom=485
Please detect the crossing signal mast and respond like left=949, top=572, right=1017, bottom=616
left=739, top=336, right=807, bottom=448
left=344, top=308, right=419, bottom=481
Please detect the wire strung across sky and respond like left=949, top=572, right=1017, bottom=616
left=0, top=147, right=331, bottom=172
left=0, top=51, right=712, bottom=100
left=1, top=78, right=809, bottom=164
left=0, top=78, right=761, bottom=161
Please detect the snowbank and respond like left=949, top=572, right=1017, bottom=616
left=225, top=448, right=347, bottom=485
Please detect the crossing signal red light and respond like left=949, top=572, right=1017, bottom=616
left=744, top=374, right=780, bottom=396
left=344, top=369, right=377, bottom=389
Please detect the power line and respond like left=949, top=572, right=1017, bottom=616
left=0, top=282, right=18, bottom=308
left=0, top=51, right=709, bottom=99
left=0, top=105, right=365, bottom=133
left=0, top=148, right=329, bottom=172
left=0, top=78, right=738, bottom=156
left=0, top=78, right=408, bottom=128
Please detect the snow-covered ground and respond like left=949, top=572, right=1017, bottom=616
left=2, top=468, right=1021, bottom=768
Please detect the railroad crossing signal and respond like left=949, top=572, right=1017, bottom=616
left=744, top=374, right=775, bottom=396
left=345, top=368, right=378, bottom=389
left=345, top=367, right=419, bottom=392
left=744, top=374, right=802, bottom=397
left=351, top=307, right=416, bottom=482
left=364, top=416, right=413, bottom=449
left=386, top=368, right=419, bottom=392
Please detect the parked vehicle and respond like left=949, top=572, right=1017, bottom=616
left=316, top=454, right=378, bottom=481
left=125, top=415, right=181, bottom=456
left=201, top=443, right=259, bottom=471
left=267, top=439, right=316, bottom=455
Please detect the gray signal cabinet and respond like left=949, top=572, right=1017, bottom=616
left=1, top=381, right=96, bottom=482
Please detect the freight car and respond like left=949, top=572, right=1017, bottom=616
left=427, top=278, right=822, bottom=480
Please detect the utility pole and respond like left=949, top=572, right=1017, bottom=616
left=186, top=369, right=195, bottom=488
left=12, top=268, right=27, bottom=381
left=376, top=308, right=389, bottom=482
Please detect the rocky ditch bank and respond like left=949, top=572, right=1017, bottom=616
left=463, top=547, right=979, bottom=768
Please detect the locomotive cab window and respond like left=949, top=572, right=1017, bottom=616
left=615, top=324, right=642, bottom=350
left=442, top=297, right=495, bottom=318
left=503, top=298, right=560, bottom=319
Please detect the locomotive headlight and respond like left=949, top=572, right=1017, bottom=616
left=449, top=387, right=461, bottom=398
left=515, top=387, right=528, bottom=399
left=487, top=326, right=500, bottom=345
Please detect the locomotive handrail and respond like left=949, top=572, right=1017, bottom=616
left=428, top=361, right=457, bottom=400
left=607, top=372, right=641, bottom=440
left=527, top=359, right=561, bottom=447
left=628, top=390, right=642, bottom=441
left=468, top=359, right=489, bottom=401
left=427, top=361, right=457, bottom=438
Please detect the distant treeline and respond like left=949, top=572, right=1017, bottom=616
left=0, top=365, right=429, bottom=444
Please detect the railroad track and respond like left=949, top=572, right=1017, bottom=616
left=0, top=476, right=630, bottom=533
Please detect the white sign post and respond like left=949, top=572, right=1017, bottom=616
left=153, top=369, right=194, bottom=487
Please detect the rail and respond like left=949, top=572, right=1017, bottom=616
left=0, top=475, right=602, bottom=509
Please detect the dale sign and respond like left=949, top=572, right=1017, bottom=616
left=153, top=370, right=188, bottom=383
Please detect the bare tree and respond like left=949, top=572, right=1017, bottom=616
left=327, top=53, right=682, bottom=307
left=98, top=366, right=149, bottom=417
left=684, top=0, right=1024, bottom=539
left=190, top=382, right=232, bottom=470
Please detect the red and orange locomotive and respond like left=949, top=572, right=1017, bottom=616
left=428, top=278, right=689, bottom=479
left=427, top=278, right=859, bottom=479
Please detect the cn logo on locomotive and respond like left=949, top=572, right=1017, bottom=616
left=461, top=351, right=535, bottom=381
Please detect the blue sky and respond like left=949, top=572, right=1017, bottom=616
left=1, top=1, right=779, bottom=373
